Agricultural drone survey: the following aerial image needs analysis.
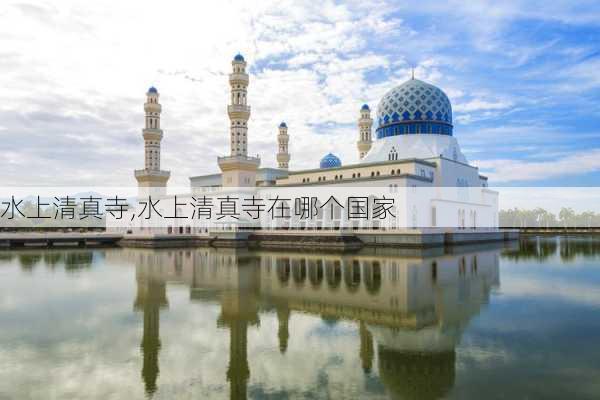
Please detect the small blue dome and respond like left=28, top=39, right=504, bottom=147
left=279, top=121, right=287, bottom=128
left=148, top=86, right=157, bottom=93
left=234, top=53, right=245, bottom=62
left=361, top=104, right=370, bottom=110
left=320, top=153, right=342, bottom=169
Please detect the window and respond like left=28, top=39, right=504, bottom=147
left=388, top=147, right=398, bottom=161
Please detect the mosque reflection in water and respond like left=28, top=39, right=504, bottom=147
left=122, top=242, right=503, bottom=400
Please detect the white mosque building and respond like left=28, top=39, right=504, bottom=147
left=131, top=54, right=499, bottom=235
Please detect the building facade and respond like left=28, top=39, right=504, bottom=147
left=132, top=54, right=498, bottom=233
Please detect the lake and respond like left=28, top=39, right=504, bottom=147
left=1, top=235, right=599, bottom=399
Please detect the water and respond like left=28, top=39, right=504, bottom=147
left=1, top=236, right=600, bottom=399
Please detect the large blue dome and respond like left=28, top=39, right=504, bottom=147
left=320, top=153, right=342, bottom=169
left=376, top=79, right=453, bottom=138
left=148, top=86, right=158, bottom=93
left=233, top=53, right=245, bottom=62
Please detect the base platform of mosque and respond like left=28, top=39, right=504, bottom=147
left=116, top=229, right=519, bottom=250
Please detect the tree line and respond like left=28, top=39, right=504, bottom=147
left=499, top=207, right=600, bottom=228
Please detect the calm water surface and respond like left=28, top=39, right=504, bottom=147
left=1, top=236, right=600, bottom=399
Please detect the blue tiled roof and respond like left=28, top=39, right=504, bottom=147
left=320, top=153, right=342, bottom=169
left=376, top=79, right=453, bottom=138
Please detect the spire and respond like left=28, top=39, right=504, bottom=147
left=218, top=55, right=260, bottom=187
left=227, top=55, right=250, bottom=156
left=357, top=104, right=373, bottom=160
left=134, top=87, right=170, bottom=194
left=277, top=122, right=290, bottom=170
left=411, top=66, right=415, bottom=80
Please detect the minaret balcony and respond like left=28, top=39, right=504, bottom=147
left=229, top=73, right=249, bottom=84
left=144, top=103, right=162, bottom=113
left=142, top=129, right=163, bottom=140
left=217, top=155, right=261, bottom=171
left=227, top=105, right=251, bottom=117
left=135, top=169, right=171, bottom=178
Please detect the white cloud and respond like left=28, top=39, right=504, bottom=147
left=454, top=98, right=513, bottom=113
left=0, top=0, right=598, bottom=186
left=475, top=149, right=600, bottom=183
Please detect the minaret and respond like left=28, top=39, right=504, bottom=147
left=359, top=321, right=374, bottom=374
left=357, top=104, right=373, bottom=160
left=134, top=274, right=168, bottom=396
left=134, top=87, right=170, bottom=194
left=218, top=54, right=260, bottom=187
left=276, top=304, right=291, bottom=354
left=276, top=122, right=290, bottom=170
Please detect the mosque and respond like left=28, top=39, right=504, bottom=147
left=131, top=54, right=500, bottom=236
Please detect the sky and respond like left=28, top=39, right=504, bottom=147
left=1, top=0, right=599, bottom=187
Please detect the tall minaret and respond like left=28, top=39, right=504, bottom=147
left=134, top=87, right=170, bottom=194
left=218, top=54, right=260, bottom=187
left=357, top=104, right=373, bottom=160
left=276, top=122, right=290, bottom=170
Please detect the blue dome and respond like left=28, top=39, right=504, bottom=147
left=361, top=104, right=370, bottom=110
left=376, top=79, right=453, bottom=138
left=233, top=53, right=245, bottom=62
left=279, top=121, right=287, bottom=128
left=320, top=153, right=342, bottom=169
left=148, top=86, right=157, bottom=93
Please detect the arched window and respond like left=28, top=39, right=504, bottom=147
left=388, top=147, right=398, bottom=161
left=326, top=260, right=341, bottom=289
left=344, top=261, right=361, bottom=292
left=364, top=262, right=381, bottom=295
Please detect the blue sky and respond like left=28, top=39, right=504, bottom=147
left=0, top=0, right=599, bottom=186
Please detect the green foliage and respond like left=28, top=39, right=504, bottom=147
left=499, top=207, right=600, bottom=228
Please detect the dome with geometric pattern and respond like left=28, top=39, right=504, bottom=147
left=320, top=153, right=342, bottom=169
left=376, top=79, right=453, bottom=139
